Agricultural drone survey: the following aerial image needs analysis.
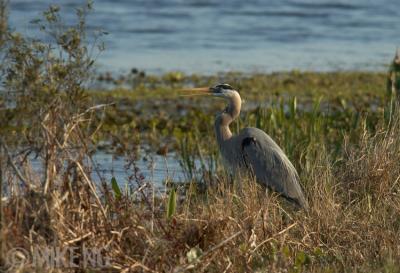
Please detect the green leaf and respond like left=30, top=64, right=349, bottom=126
left=282, top=245, right=291, bottom=258
left=290, top=96, right=297, bottom=119
left=295, top=251, right=310, bottom=268
left=111, top=177, right=121, bottom=200
left=166, top=188, right=177, bottom=220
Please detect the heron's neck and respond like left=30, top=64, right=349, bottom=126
left=214, top=92, right=241, bottom=144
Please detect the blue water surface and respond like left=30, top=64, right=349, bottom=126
left=8, top=0, right=400, bottom=74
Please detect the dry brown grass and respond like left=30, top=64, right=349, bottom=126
left=1, top=107, right=400, bottom=273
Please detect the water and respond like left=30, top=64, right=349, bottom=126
left=88, top=152, right=187, bottom=186
left=28, top=151, right=192, bottom=187
left=9, top=0, right=400, bottom=74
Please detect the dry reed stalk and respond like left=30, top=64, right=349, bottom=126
left=0, top=144, right=3, bottom=266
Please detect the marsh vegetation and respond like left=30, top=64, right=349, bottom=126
left=1, top=1, right=400, bottom=272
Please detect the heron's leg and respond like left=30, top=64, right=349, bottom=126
left=232, top=171, right=247, bottom=195
left=229, top=173, right=234, bottom=184
left=226, top=173, right=235, bottom=192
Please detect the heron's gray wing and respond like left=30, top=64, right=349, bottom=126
left=240, top=131, right=308, bottom=208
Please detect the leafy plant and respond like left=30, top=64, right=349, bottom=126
left=111, top=177, right=122, bottom=200
left=166, top=187, right=177, bottom=220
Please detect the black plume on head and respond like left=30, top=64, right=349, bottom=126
left=214, top=83, right=239, bottom=94
left=215, top=83, right=233, bottom=90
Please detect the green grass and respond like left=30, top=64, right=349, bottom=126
left=85, top=71, right=389, bottom=162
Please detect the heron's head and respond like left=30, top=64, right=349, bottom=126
left=181, top=83, right=242, bottom=117
left=210, top=83, right=239, bottom=98
left=181, top=83, right=239, bottom=99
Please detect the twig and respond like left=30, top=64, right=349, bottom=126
left=75, top=161, right=108, bottom=221
left=202, top=230, right=243, bottom=257
left=0, top=144, right=3, bottom=265
left=64, top=232, right=93, bottom=246
left=183, top=230, right=244, bottom=271
left=0, top=140, right=29, bottom=188
left=121, top=262, right=159, bottom=273
left=251, top=222, right=298, bottom=254
left=75, top=102, right=116, bottom=120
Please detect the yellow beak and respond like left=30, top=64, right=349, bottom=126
left=179, top=87, right=212, bottom=96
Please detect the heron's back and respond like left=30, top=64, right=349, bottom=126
left=222, top=127, right=308, bottom=208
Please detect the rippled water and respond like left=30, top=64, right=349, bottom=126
left=29, top=152, right=192, bottom=187
left=9, top=0, right=400, bottom=74
left=90, top=152, right=187, bottom=185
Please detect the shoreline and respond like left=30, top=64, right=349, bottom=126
left=93, top=68, right=389, bottom=85
left=3, top=70, right=389, bottom=154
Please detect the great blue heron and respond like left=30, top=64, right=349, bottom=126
left=183, top=83, right=308, bottom=209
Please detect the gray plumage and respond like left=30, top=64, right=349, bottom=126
left=211, top=84, right=308, bottom=209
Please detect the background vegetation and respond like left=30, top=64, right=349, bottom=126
left=1, top=1, right=400, bottom=272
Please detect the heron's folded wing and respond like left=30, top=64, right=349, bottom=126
left=241, top=136, right=307, bottom=207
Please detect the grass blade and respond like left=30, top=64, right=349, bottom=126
left=111, top=177, right=122, bottom=200
left=166, top=188, right=177, bottom=220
